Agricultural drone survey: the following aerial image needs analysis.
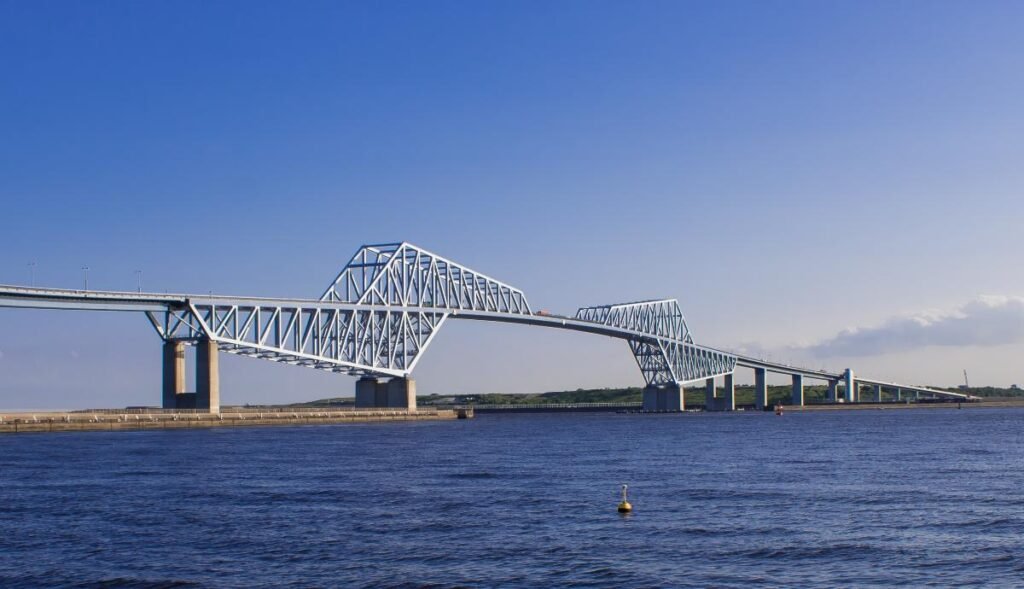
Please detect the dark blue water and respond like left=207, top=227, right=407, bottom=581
left=2, top=408, right=1023, bottom=587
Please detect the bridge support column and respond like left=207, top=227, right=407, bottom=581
left=791, top=374, right=804, bottom=406
left=355, top=377, right=379, bottom=408
left=896, top=388, right=902, bottom=401
left=844, top=369, right=857, bottom=403
left=642, top=386, right=658, bottom=411
left=386, top=378, right=417, bottom=410
left=722, top=373, right=735, bottom=411
left=873, top=384, right=882, bottom=402
left=827, top=380, right=838, bottom=403
left=162, top=340, right=186, bottom=409
left=754, top=368, right=768, bottom=410
left=642, top=383, right=683, bottom=411
left=705, top=378, right=717, bottom=410
left=196, top=339, right=220, bottom=414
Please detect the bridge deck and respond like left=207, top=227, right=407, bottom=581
left=0, top=284, right=974, bottom=400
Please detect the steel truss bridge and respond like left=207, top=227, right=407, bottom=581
left=0, top=242, right=972, bottom=412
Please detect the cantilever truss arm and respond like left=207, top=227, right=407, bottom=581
left=155, top=301, right=449, bottom=377
left=321, top=242, right=532, bottom=314
left=576, top=299, right=735, bottom=385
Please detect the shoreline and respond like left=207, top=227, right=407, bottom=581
left=4, top=398, right=1022, bottom=435
left=784, top=399, right=1024, bottom=411
left=0, top=408, right=472, bottom=435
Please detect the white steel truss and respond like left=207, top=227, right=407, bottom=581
left=149, top=302, right=447, bottom=376
left=577, top=300, right=735, bottom=384
left=1, top=242, right=737, bottom=386
left=0, top=253, right=983, bottom=400
left=576, top=299, right=693, bottom=343
left=321, top=242, right=531, bottom=314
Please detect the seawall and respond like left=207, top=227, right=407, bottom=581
left=0, top=407, right=472, bottom=435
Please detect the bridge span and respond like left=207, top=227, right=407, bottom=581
left=0, top=242, right=972, bottom=413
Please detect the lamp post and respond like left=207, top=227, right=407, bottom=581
left=135, top=270, right=142, bottom=293
left=28, top=261, right=36, bottom=287
left=82, top=266, right=90, bottom=291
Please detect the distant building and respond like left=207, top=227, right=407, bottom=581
left=1011, top=384, right=1020, bottom=390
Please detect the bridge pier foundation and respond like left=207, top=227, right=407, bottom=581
left=754, top=368, right=767, bottom=410
left=791, top=374, right=804, bottom=406
left=705, top=378, right=716, bottom=410
left=896, top=388, right=902, bottom=401
left=873, top=384, right=882, bottom=402
left=162, top=340, right=186, bottom=409
left=827, top=380, right=838, bottom=403
left=844, top=369, right=857, bottom=403
left=642, top=383, right=684, bottom=412
left=196, top=339, right=220, bottom=414
left=355, top=377, right=379, bottom=407
left=374, top=380, right=389, bottom=407
left=354, top=377, right=416, bottom=410
left=722, top=373, right=735, bottom=411
left=387, top=378, right=417, bottom=410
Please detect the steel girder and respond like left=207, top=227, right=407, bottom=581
left=577, top=300, right=736, bottom=385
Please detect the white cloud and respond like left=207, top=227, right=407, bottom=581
left=803, top=296, right=1024, bottom=357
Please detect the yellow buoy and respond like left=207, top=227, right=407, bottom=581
left=617, top=484, right=633, bottom=513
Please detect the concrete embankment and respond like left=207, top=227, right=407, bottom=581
left=0, top=407, right=472, bottom=435
left=467, top=403, right=640, bottom=413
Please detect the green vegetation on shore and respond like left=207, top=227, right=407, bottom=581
left=286, top=384, right=1024, bottom=408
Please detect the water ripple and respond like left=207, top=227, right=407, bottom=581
left=1, top=408, right=1023, bottom=586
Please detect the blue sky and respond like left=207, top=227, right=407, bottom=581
left=2, top=1, right=1023, bottom=409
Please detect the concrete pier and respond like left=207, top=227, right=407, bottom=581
left=642, top=383, right=684, bottom=411
left=873, top=384, right=882, bottom=402
left=844, top=368, right=857, bottom=403
left=722, top=373, right=736, bottom=411
left=374, top=380, right=388, bottom=407
left=754, top=368, right=768, bottom=410
left=791, top=374, right=804, bottom=406
left=386, top=378, right=417, bottom=410
left=354, top=376, right=417, bottom=410
left=705, top=378, right=716, bottom=409
left=162, top=340, right=185, bottom=409
left=355, top=377, right=378, bottom=408
left=827, top=380, right=838, bottom=402
left=196, top=339, right=220, bottom=413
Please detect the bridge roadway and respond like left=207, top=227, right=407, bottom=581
left=0, top=284, right=725, bottom=347
left=0, top=284, right=973, bottom=411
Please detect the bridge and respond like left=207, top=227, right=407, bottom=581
left=0, top=242, right=972, bottom=413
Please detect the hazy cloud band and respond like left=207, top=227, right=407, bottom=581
left=805, top=296, right=1024, bottom=357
